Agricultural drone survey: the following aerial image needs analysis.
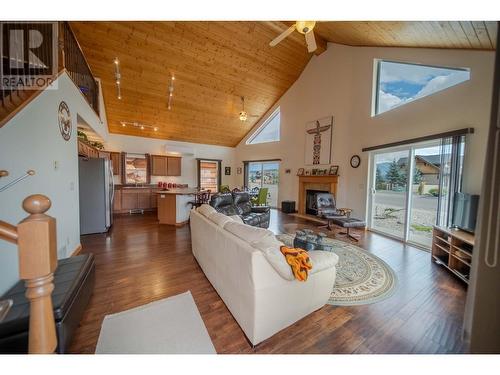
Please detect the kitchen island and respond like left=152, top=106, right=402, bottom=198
left=156, top=188, right=199, bottom=226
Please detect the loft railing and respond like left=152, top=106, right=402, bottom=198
left=60, top=22, right=99, bottom=115
left=0, top=22, right=99, bottom=121
left=0, top=194, right=58, bottom=354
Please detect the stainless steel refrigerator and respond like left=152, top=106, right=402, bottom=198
left=79, top=157, right=114, bottom=234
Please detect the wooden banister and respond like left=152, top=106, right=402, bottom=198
left=17, top=194, right=58, bottom=354
left=0, top=194, right=58, bottom=353
left=0, top=220, right=18, bottom=244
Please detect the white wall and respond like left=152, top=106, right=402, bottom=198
left=235, top=43, right=495, bottom=218
left=104, top=134, right=237, bottom=187
left=0, top=72, right=105, bottom=294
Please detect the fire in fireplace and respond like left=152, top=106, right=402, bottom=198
left=306, top=190, right=329, bottom=215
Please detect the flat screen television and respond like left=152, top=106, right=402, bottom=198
left=452, top=192, right=479, bottom=233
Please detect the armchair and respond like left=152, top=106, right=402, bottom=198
left=316, top=193, right=344, bottom=230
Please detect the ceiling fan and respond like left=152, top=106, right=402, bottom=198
left=269, top=21, right=317, bottom=53
left=239, top=96, right=259, bottom=122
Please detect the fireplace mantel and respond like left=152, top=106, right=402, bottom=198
left=298, top=175, right=339, bottom=215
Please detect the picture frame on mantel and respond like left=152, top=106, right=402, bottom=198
left=329, top=165, right=339, bottom=175
left=297, top=168, right=305, bottom=176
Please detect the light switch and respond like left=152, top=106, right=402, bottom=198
left=54, top=161, right=59, bottom=170
left=70, top=181, right=75, bottom=191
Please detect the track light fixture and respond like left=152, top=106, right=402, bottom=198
left=168, top=74, right=175, bottom=110
left=120, top=121, right=159, bottom=132
left=114, top=57, right=122, bottom=100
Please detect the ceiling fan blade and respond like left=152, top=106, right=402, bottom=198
left=305, top=30, right=317, bottom=52
left=269, top=24, right=296, bottom=47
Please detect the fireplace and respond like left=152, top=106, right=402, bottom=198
left=306, top=190, right=329, bottom=215
left=298, top=175, right=339, bottom=215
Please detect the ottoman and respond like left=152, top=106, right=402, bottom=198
left=328, top=217, right=366, bottom=241
left=0, top=253, right=95, bottom=353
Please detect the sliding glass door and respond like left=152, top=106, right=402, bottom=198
left=370, top=149, right=410, bottom=240
left=246, top=161, right=280, bottom=207
left=369, top=138, right=464, bottom=248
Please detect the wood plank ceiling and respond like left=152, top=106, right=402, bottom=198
left=70, top=21, right=497, bottom=147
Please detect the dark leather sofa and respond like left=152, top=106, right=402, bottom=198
left=0, top=254, right=95, bottom=354
left=210, top=192, right=271, bottom=228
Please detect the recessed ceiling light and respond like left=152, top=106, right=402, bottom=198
left=154, top=127, right=158, bottom=131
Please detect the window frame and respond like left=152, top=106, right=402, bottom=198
left=246, top=106, right=281, bottom=145
left=372, top=59, right=471, bottom=117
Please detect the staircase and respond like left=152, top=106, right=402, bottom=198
left=0, top=88, right=40, bottom=128
left=0, top=22, right=99, bottom=129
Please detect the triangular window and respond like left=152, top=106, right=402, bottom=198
left=246, top=107, right=280, bottom=144
left=374, top=60, right=470, bottom=116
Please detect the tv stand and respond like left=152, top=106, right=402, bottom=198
left=432, top=225, right=475, bottom=285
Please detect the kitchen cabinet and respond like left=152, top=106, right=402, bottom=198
left=137, top=190, right=152, bottom=209
left=77, top=139, right=100, bottom=159
left=99, top=151, right=110, bottom=160
left=167, top=157, right=181, bottom=176
left=114, top=187, right=156, bottom=213
left=151, top=155, right=167, bottom=176
left=121, top=189, right=138, bottom=211
left=113, top=189, right=122, bottom=211
left=150, top=155, right=182, bottom=176
left=110, top=152, right=122, bottom=176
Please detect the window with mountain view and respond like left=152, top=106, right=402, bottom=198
left=374, top=60, right=470, bottom=116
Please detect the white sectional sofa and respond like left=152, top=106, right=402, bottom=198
left=190, top=204, right=339, bottom=345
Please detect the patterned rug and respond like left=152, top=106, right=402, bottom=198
left=277, top=233, right=398, bottom=306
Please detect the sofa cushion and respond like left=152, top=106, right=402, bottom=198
left=197, top=204, right=217, bottom=217
left=252, top=236, right=294, bottom=281
left=224, top=221, right=275, bottom=245
left=308, top=251, right=339, bottom=274
left=208, top=212, right=234, bottom=228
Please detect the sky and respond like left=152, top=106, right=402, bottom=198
left=377, top=61, right=470, bottom=114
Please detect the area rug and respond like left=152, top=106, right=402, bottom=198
left=95, top=291, right=216, bottom=354
left=277, top=233, right=398, bottom=306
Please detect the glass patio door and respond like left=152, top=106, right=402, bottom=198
left=368, top=138, right=463, bottom=249
left=369, top=149, right=410, bottom=240
left=246, top=161, right=280, bottom=207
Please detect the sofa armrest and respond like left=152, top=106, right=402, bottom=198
left=251, top=206, right=270, bottom=213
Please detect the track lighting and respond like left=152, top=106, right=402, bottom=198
left=114, top=57, right=122, bottom=100
left=168, top=75, right=174, bottom=110
left=120, top=121, right=159, bottom=133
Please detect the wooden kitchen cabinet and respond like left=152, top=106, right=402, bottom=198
left=150, top=155, right=182, bottom=176
left=113, top=189, right=122, bottom=211
left=151, top=191, right=158, bottom=208
left=151, top=155, right=167, bottom=176
left=167, top=157, right=181, bottom=176
left=110, top=152, right=122, bottom=176
left=121, top=189, right=138, bottom=210
left=77, top=139, right=100, bottom=158
left=137, top=189, right=152, bottom=209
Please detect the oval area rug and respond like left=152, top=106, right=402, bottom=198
left=277, top=233, right=398, bottom=306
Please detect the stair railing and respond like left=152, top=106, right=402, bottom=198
left=0, top=194, right=58, bottom=354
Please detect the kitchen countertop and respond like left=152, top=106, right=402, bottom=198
left=155, top=188, right=200, bottom=195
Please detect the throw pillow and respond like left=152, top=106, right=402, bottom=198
left=252, top=236, right=294, bottom=281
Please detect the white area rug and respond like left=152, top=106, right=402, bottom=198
left=95, top=291, right=216, bottom=354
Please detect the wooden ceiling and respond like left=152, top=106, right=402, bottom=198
left=70, top=21, right=497, bottom=147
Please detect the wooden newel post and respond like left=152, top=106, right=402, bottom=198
left=17, top=194, right=58, bottom=354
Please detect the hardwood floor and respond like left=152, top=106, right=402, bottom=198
left=69, top=209, right=468, bottom=354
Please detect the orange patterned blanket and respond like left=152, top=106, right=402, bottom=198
left=280, top=246, right=312, bottom=281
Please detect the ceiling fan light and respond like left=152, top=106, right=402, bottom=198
left=239, top=111, right=248, bottom=121
left=296, top=21, right=316, bottom=34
